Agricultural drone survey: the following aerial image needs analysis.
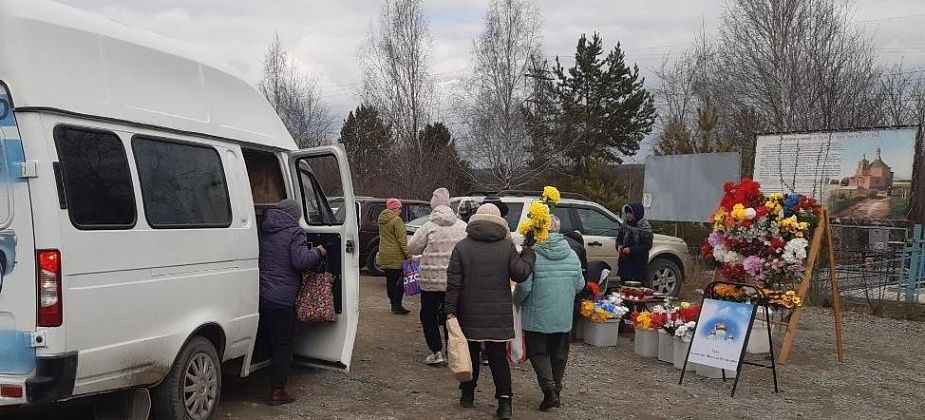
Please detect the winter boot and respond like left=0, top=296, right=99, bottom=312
left=459, top=388, right=475, bottom=408
left=268, top=388, right=296, bottom=406
left=496, top=396, right=513, bottom=419
left=539, top=388, right=560, bottom=411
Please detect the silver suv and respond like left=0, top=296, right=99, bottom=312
left=409, top=191, right=690, bottom=296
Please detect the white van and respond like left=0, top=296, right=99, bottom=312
left=0, top=1, right=359, bottom=418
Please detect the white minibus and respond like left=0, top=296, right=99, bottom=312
left=0, top=1, right=360, bottom=418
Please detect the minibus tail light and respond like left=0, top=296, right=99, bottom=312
left=37, top=250, right=62, bottom=327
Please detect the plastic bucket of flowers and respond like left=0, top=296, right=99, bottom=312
left=657, top=330, right=674, bottom=363
left=574, top=317, right=586, bottom=340
left=579, top=294, right=628, bottom=348
left=632, top=311, right=661, bottom=357
left=584, top=319, right=620, bottom=347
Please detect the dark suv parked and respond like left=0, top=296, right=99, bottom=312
left=330, top=197, right=430, bottom=276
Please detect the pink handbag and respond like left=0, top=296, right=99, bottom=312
left=296, top=270, right=337, bottom=322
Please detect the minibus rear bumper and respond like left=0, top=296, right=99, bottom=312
left=0, top=352, right=77, bottom=406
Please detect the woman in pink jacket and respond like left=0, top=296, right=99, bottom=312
left=408, top=188, right=467, bottom=365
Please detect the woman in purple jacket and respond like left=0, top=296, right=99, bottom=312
left=258, top=199, right=327, bottom=405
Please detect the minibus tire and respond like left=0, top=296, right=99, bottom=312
left=151, top=336, right=221, bottom=420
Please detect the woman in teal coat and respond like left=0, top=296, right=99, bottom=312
left=513, top=215, right=585, bottom=411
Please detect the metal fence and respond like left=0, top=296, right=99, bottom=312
left=813, top=223, right=925, bottom=306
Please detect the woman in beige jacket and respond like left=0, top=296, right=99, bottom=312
left=408, top=188, right=467, bottom=365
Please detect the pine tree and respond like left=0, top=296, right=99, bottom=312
left=338, top=105, right=392, bottom=195
left=552, top=33, right=656, bottom=173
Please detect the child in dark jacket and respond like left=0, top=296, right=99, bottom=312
left=258, top=199, right=327, bottom=406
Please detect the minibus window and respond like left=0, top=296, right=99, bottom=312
left=133, top=136, right=232, bottom=229
left=54, top=126, right=136, bottom=229
left=295, top=157, right=341, bottom=226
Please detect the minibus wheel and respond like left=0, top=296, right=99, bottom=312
left=151, top=336, right=221, bottom=420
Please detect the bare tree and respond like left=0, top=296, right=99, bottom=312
left=259, top=35, right=333, bottom=148
left=654, top=0, right=885, bottom=176
left=714, top=0, right=881, bottom=133
left=456, top=0, right=542, bottom=189
left=360, top=0, right=435, bottom=197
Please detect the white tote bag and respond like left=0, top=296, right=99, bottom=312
left=447, top=317, right=473, bottom=382
left=506, top=305, right=528, bottom=364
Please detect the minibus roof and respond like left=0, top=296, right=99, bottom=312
left=0, top=0, right=298, bottom=150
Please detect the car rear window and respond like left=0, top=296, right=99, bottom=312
left=504, top=203, right=523, bottom=232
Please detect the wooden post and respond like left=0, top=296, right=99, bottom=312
left=825, top=211, right=845, bottom=363
left=777, top=208, right=845, bottom=364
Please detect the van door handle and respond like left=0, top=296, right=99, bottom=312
left=588, top=241, right=603, bottom=247
left=345, top=240, right=356, bottom=253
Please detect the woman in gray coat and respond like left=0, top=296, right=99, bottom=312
left=445, top=204, right=535, bottom=419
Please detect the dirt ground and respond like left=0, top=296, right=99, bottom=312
left=11, top=275, right=925, bottom=419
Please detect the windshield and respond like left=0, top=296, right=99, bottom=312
left=408, top=215, right=429, bottom=228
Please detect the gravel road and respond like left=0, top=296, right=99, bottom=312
left=11, top=275, right=925, bottom=419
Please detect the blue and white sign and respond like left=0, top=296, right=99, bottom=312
left=688, top=298, right=754, bottom=371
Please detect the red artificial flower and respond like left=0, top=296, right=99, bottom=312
left=649, top=312, right=668, bottom=329
left=586, top=281, right=601, bottom=297
left=678, top=305, right=701, bottom=322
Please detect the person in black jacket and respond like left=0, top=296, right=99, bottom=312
left=616, top=203, right=653, bottom=285
left=562, top=230, right=588, bottom=276
left=445, top=204, right=535, bottom=419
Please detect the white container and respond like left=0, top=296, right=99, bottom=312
left=574, top=318, right=586, bottom=340
left=673, top=337, right=695, bottom=371
left=746, top=319, right=771, bottom=354
left=583, top=319, right=620, bottom=347
left=657, top=330, right=674, bottom=363
left=633, top=328, right=659, bottom=357
left=695, top=363, right=737, bottom=379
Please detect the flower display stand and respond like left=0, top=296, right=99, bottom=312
left=746, top=319, right=771, bottom=354
left=633, top=328, right=658, bottom=357
left=583, top=319, right=619, bottom=347
left=673, top=338, right=695, bottom=371
left=657, top=330, right=674, bottom=363
left=695, top=363, right=737, bottom=379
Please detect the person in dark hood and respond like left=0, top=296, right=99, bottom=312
left=562, top=230, right=588, bottom=275
left=616, top=203, right=653, bottom=285
left=445, top=203, right=535, bottom=419
left=457, top=199, right=481, bottom=223
left=258, top=199, right=327, bottom=405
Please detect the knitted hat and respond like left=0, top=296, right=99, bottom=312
left=476, top=203, right=501, bottom=217
left=386, top=198, right=402, bottom=210
left=430, top=188, right=450, bottom=208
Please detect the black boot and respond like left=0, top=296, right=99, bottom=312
left=496, top=396, right=513, bottom=419
left=539, top=388, right=559, bottom=411
left=459, top=388, right=475, bottom=408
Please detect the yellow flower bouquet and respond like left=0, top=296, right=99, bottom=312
left=517, top=186, right=560, bottom=245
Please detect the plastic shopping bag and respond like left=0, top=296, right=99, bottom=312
left=402, top=260, right=421, bottom=296
left=506, top=305, right=528, bottom=364
left=447, top=317, right=472, bottom=382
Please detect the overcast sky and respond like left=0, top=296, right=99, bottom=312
left=56, top=0, right=925, bottom=159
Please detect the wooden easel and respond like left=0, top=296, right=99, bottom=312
left=777, top=207, right=845, bottom=364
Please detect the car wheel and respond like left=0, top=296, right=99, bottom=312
left=366, top=247, right=385, bottom=277
left=649, top=258, right=682, bottom=296
left=152, top=336, right=221, bottom=420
